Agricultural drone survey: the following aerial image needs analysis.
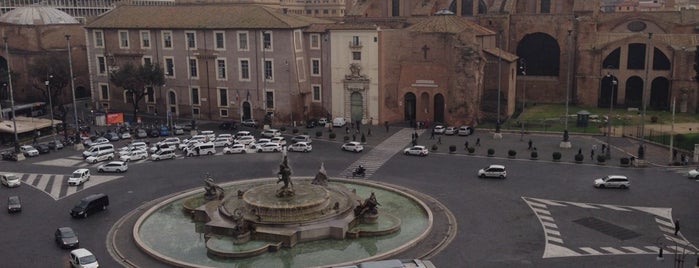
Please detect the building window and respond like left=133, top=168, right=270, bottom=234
left=352, top=52, right=361, bottom=60
left=218, top=88, right=228, bottom=106
left=312, top=85, right=321, bottom=102
left=146, top=86, right=155, bottom=103
left=214, top=31, right=225, bottom=50
left=262, top=31, right=272, bottom=50
left=264, top=59, right=273, bottom=81
left=352, top=36, right=360, bottom=46
left=189, top=58, right=198, bottom=79
left=162, top=31, right=173, bottom=49
left=220, top=109, right=228, bottom=117
left=124, top=91, right=134, bottom=103
left=540, top=0, right=551, bottom=13
left=310, top=34, right=320, bottom=49
left=240, top=59, right=250, bottom=80
left=185, top=31, right=196, bottom=49
left=140, top=30, right=151, bottom=49
left=238, top=31, right=248, bottom=51
left=165, top=57, right=175, bottom=77
left=97, top=56, right=106, bottom=74
left=93, top=30, right=104, bottom=48
left=142, top=56, right=152, bottom=66
left=119, top=30, right=129, bottom=48
left=265, top=90, right=274, bottom=109
left=192, top=107, right=200, bottom=115
left=311, top=59, right=321, bottom=76
left=99, top=83, right=109, bottom=100
left=191, top=87, right=200, bottom=105
left=216, top=59, right=227, bottom=80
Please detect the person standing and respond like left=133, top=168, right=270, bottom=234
left=437, top=136, right=442, bottom=145
left=384, top=121, right=389, bottom=132
left=674, top=219, right=680, bottom=235
left=476, top=138, right=480, bottom=146
left=528, top=139, right=533, bottom=150
left=464, top=140, right=469, bottom=150
left=430, top=129, right=435, bottom=140
left=590, top=148, right=595, bottom=161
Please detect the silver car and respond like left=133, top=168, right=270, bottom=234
left=97, top=161, right=128, bottom=173
left=594, top=175, right=630, bottom=189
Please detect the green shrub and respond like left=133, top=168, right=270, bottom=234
left=575, top=153, right=584, bottom=162
left=531, top=151, right=538, bottom=158
left=315, top=131, right=323, bottom=138
left=487, top=148, right=495, bottom=156
left=508, top=150, right=516, bottom=157
left=467, top=147, right=475, bottom=154
left=596, top=154, right=606, bottom=163
left=329, top=132, right=336, bottom=139
left=449, top=145, right=456, bottom=153
left=343, top=136, right=350, bottom=142
left=361, top=134, right=366, bottom=143
left=552, top=152, right=562, bottom=160
left=280, top=126, right=286, bottom=132
left=292, top=128, right=299, bottom=134
left=620, top=157, right=630, bottom=165
left=431, top=144, right=438, bottom=151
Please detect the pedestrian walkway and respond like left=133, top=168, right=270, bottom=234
left=341, top=128, right=426, bottom=179
left=18, top=172, right=122, bottom=200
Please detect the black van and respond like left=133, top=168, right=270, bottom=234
left=70, top=193, right=109, bottom=218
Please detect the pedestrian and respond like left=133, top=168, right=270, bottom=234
left=476, top=138, right=480, bottom=146
left=346, top=126, right=349, bottom=134
left=437, top=136, right=442, bottom=145
left=356, top=120, right=361, bottom=131
left=681, top=154, right=688, bottom=166
left=673, top=149, right=678, bottom=160
left=528, top=139, right=533, bottom=150
left=590, top=149, right=595, bottom=161
left=412, top=138, right=417, bottom=146
left=195, top=147, right=200, bottom=157
left=352, top=134, right=356, bottom=141
left=414, top=131, right=419, bottom=139
left=367, top=128, right=372, bottom=137
left=384, top=121, right=389, bottom=132
left=578, top=148, right=582, bottom=155
left=465, top=140, right=469, bottom=150
left=674, top=219, right=680, bottom=235
left=430, top=130, right=435, bottom=140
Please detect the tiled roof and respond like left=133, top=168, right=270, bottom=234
left=85, top=4, right=333, bottom=29
left=483, top=47, right=518, bottom=62
left=407, top=15, right=495, bottom=35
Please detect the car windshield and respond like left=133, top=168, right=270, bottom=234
left=70, top=173, right=82, bottom=178
left=7, top=175, right=19, bottom=181
left=9, top=197, right=19, bottom=204
left=77, top=200, right=89, bottom=208
left=61, top=229, right=76, bottom=238
left=79, top=255, right=97, bottom=264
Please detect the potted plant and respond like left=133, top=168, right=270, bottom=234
left=530, top=151, right=538, bottom=160
left=487, top=148, right=495, bottom=157
left=467, top=147, right=475, bottom=155
left=343, top=136, right=350, bottom=142
left=431, top=144, right=438, bottom=151
left=552, top=152, right=562, bottom=161
left=292, top=128, right=299, bottom=134
left=596, top=154, right=606, bottom=164
left=620, top=157, right=630, bottom=167
left=316, top=131, right=323, bottom=138
left=508, top=149, right=517, bottom=158
left=329, top=132, right=336, bottom=140
left=449, top=145, right=456, bottom=153
left=574, top=153, right=584, bottom=163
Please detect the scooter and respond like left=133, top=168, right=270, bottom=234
left=352, top=167, right=366, bottom=178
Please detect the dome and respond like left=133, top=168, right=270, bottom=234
left=0, top=5, right=78, bottom=25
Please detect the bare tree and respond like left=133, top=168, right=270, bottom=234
left=109, top=62, right=165, bottom=121
left=27, top=53, right=71, bottom=140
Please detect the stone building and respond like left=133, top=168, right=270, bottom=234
left=84, top=3, right=332, bottom=123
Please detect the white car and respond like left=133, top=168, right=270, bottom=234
left=19, top=145, right=39, bottom=157
left=270, top=136, right=287, bottom=146
left=444, top=126, right=458, bottom=135
left=404, top=145, right=429, bottom=156
left=151, top=149, right=176, bottom=161
left=318, top=117, right=328, bottom=126
left=173, top=126, right=185, bottom=135
left=433, top=125, right=445, bottom=135
left=257, top=142, right=282, bottom=153
left=120, top=132, right=132, bottom=139
left=688, top=169, right=699, bottom=179
left=594, top=175, right=630, bottom=189
left=217, top=133, right=233, bottom=140
left=91, top=137, right=111, bottom=146
left=86, top=152, right=114, bottom=164
left=119, top=149, right=148, bottom=162
left=157, top=137, right=181, bottom=147
left=235, top=135, right=256, bottom=145
left=291, top=135, right=312, bottom=144
left=67, top=169, right=90, bottom=186
left=223, top=143, right=247, bottom=154
left=261, top=129, right=281, bottom=138
left=288, top=142, right=312, bottom=152
left=213, top=137, right=232, bottom=147
left=341, top=142, right=364, bottom=153
left=257, top=138, right=271, bottom=144
left=478, top=165, right=507, bottom=179
left=148, top=143, right=176, bottom=153
left=458, top=125, right=474, bottom=136
left=97, top=161, right=128, bottom=173
left=178, top=139, right=202, bottom=150
left=120, top=142, right=147, bottom=152
left=69, top=248, right=99, bottom=268
left=234, top=131, right=251, bottom=139
left=0, top=173, right=21, bottom=187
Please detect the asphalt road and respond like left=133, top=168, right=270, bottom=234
left=0, top=126, right=697, bottom=268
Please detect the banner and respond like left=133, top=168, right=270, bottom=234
left=106, top=112, right=124, bottom=124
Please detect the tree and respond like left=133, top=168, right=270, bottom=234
left=27, top=53, right=71, bottom=139
left=110, top=62, right=165, bottom=120
left=694, top=45, right=699, bottom=84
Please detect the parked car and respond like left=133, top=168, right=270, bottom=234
left=306, top=119, right=317, bottom=128
left=223, top=143, right=247, bottom=154
left=69, top=248, right=99, bottom=268
left=148, top=144, right=175, bottom=154
left=149, top=128, right=160, bottom=137
left=218, top=121, right=237, bottom=130
left=478, top=165, right=507, bottom=179
left=48, top=139, right=64, bottom=150
left=120, top=132, right=132, bottom=140
left=185, top=142, right=216, bottom=157
left=19, top=145, right=39, bottom=157
left=458, top=125, right=474, bottom=136
left=151, top=149, right=176, bottom=161
left=433, top=125, right=446, bottom=135
left=257, top=142, right=282, bottom=153
left=159, top=126, right=170, bottom=136
left=332, top=117, right=347, bottom=127
left=594, top=175, right=630, bottom=189
left=68, top=169, right=91, bottom=186
left=136, top=129, right=148, bottom=138
left=261, top=129, right=281, bottom=138
left=86, top=137, right=110, bottom=147
left=270, top=136, right=286, bottom=146
left=235, top=135, right=256, bottom=145
left=404, top=145, right=429, bottom=156
left=104, top=132, right=120, bottom=141
left=7, top=195, right=21, bottom=213
left=173, top=126, right=185, bottom=135
left=85, top=151, right=114, bottom=164
left=288, top=142, right=312, bottom=152
left=70, top=193, right=109, bottom=218
left=98, top=161, right=128, bottom=173
left=444, top=126, right=458, bottom=136
left=687, top=169, right=699, bottom=179
left=213, top=137, right=233, bottom=147
left=291, top=135, right=312, bottom=144
left=1, top=173, right=21, bottom=187
left=241, top=119, right=258, bottom=128
left=35, top=143, right=51, bottom=154
left=217, top=133, right=233, bottom=140
left=341, top=142, right=364, bottom=152
left=55, top=227, right=79, bottom=249
left=234, top=131, right=251, bottom=139
left=318, top=117, right=328, bottom=126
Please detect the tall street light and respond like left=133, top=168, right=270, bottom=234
left=45, top=74, right=55, bottom=140
left=494, top=29, right=503, bottom=139
left=561, top=30, right=573, bottom=148
left=519, top=58, right=526, bottom=141
left=639, top=32, right=652, bottom=160
left=605, top=70, right=616, bottom=159
left=3, top=36, right=20, bottom=156
left=66, top=34, right=83, bottom=150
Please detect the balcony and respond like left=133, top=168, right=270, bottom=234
left=349, top=41, right=362, bottom=50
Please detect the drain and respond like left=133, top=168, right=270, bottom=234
left=573, top=217, right=641, bottom=240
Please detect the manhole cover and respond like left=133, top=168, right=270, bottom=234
left=573, top=217, right=641, bottom=240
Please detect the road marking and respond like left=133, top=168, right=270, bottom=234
left=579, top=247, right=602, bottom=255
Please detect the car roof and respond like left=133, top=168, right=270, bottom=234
left=58, top=226, right=74, bottom=233
left=488, top=165, right=506, bottom=169
left=606, top=175, right=628, bottom=179
left=294, top=142, right=309, bottom=145
left=105, top=161, right=126, bottom=165
left=73, top=168, right=90, bottom=173
left=70, top=248, right=94, bottom=258
left=413, top=145, right=426, bottom=149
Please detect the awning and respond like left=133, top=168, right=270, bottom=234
left=0, top=117, right=62, bottom=134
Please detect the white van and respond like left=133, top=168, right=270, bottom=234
left=332, top=117, right=347, bottom=127
left=86, top=150, right=115, bottom=164
left=68, top=169, right=91, bottom=186
left=185, top=142, right=216, bottom=157
left=82, top=144, right=115, bottom=159
left=200, top=130, right=216, bottom=141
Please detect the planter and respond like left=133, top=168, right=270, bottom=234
left=552, top=152, right=562, bottom=162
left=292, top=128, right=299, bottom=134
left=343, top=136, right=350, bottom=142
left=315, top=131, right=323, bottom=138
left=530, top=151, right=538, bottom=160
left=508, top=150, right=517, bottom=159
left=596, top=155, right=607, bottom=165
left=449, top=145, right=456, bottom=154
left=329, top=133, right=336, bottom=140
left=620, top=157, right=630, bottom=167
left=487, top=148, right=495, bottom=157
left=574, top=154, right=584, bottom=163
left=431, top=144, right=438, bottom=151
left=280, top=127, right=287, bottom=132
left=467, top=147, right=475, bottom=155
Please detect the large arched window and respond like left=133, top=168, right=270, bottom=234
left=516, top=33, right=560, bottom=76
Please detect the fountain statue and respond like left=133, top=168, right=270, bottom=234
left=203, top=174, right=224, bottom=200
left=276, top=153, right=294, bottom=197
left=311, top=162, right=329, bottom=186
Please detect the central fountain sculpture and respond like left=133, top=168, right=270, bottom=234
left=184, top=151, right=401, bottom=258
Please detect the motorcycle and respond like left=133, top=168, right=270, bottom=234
left=352, top=167, right=366, bottom=178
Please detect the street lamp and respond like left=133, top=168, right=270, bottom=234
left=45, top=74, right=55, bottom=139
left=3, top=36, right=20, bottom=156
left=560, top=30, right=573, bottom=148
left=66, top=34, right=83, bottom=150
left=519, top=58, right=526, bottom=141
left=494, top=29, right=503, bottom=138
left=605, top=71, right=616, bottom=159
left=638, top=32, right=652, bottom=160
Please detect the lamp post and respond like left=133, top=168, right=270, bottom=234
left=606, top=71, right=616, bottom=159
left=45, top=74, right=55, bottom=140
left=639, top=32, right=652, bottom=161
left=560, top=30, right=573, bottom=148
left=494, top=29, right=503, bottom=139
left=66, top=34, right=83, bottom=150
left=3, top=36, right=20, bottom=156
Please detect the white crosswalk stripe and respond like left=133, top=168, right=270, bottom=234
left=341, top=128, right=426, bottom=179
left=18, top=172, right=122, bottom=200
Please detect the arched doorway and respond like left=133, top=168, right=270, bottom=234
left=168, top=90, right=177, bottom=115
left=516, top=32, right=560, bottom=76
left=420, top=92, right=429, bottom=117
left=404, top=92, right=416, bottom=122
left=242, top=101, right=251, bottom=120
left=599, top=75, right=618, bottom=108
left=434, top=93, right=445, bottom=123
left=650, top=77, right=670, bottom=110
left=350, top=92, right=363, bottom=122
left=625, top=76, right=643, bottom=108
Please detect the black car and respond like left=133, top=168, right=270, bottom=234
left=35, top=143, right=51, bottom=154
left=48, top=140, right=64, bottom=150
left=149, top=129, right=160, bottom=138
left=8, top=195, right=21, bottom=213
left=219, top=121, right=237, bottom=130
left=306, top=119, right=317, bottom=128
left=55, top=227, right=79, bottom=249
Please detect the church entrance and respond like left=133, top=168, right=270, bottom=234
left=350, top=92, right=363, bottom=123
left=434, top=93, right=445, bottom=123
left=404, top=92, right=416, bottom=122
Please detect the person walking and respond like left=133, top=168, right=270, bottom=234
left=464, top=140, right=469, bottom=150
left=476, top=138, right=480, bottom=146
left=384, top=121, right=389, bottom=132
left=430, top=130, right=435, bottom=140
left=367, top=127, right=372, bottom=137
left=437, top=136, right=442, bottom=145
left=528, top=139, right=533, bottom=150
left=674, top=219, right=680, bottom=235
left=578, top=148, right=582, bottom=155
left=590, top=148, right=595, bottom=161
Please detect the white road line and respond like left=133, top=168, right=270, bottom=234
left=26, top=174, right=39, bottom=185
left=544, top=229, right=561, bottom=236
left=655, top=218, right=674, bottom=228
left=529, top=202, right=547, bottom=209
left=542, top=222, right=558, bottom=228
left=539, top=215, right=554, bottom=222
left=527, top=198, right=566, bottom=206
left=48, top=175, right=63, bottom=199
left=35, top=174, right=49, bottom=192
left=622, top=246, right=649, bottom=254
left=565, top=202, right=599, bottom=209
left=601, top=247, right=625, bottom=254
left=598, top=204, right=630, bottom=211
left=533, top=208, right=551, bottom=215
left=579, top=247, right=603, bottom=255
left=548, top=237, right=563, bottom=243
